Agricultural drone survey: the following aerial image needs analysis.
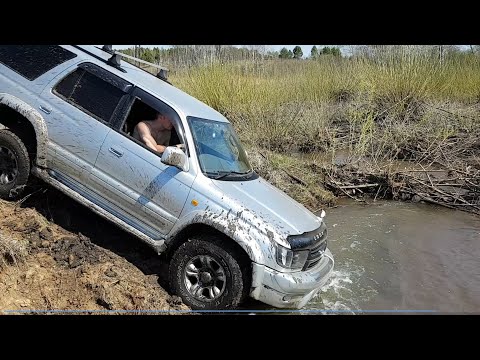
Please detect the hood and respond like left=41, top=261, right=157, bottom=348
left=212, top=176, right=321, bottom=236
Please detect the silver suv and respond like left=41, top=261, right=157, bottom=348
left=0, top=45, right=334, bottom=310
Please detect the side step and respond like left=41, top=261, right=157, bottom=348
left=31, top=167, right=166, bottom=254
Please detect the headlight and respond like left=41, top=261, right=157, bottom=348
left=276, top=245, right=309, bottom=270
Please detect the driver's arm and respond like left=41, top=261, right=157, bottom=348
left=135, top=122, right=167, bottom=153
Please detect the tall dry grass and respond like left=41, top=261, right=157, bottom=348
left=171, top=55, right=480, bottom=162
left=174, top=55, right=480, bottom=106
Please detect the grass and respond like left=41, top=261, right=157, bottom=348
left=171, top=56, right=480, bottom=159
left=168, top=55, right=480, bottom=207
left=173, top=55, right=480, bottom=105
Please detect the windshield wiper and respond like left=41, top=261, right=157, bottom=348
left=210, top=170, right=254, bottom=180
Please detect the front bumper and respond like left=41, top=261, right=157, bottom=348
left=250, top=249, right=334, bottom=309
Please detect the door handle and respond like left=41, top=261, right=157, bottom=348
left=39, top=105, right=51, bottom=114
left=109, top=147, right=124, bottom=158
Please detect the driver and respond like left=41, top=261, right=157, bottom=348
left=133, top=112, right=182, bottom=153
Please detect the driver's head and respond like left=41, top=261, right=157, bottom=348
left=154, top=112, right=173, bottom=130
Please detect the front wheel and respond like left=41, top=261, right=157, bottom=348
left=169, top=235, right=249, bottom=310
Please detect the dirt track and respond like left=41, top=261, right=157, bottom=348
left=0, top=181, right=188, bottom=314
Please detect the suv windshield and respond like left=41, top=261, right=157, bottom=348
left=188, top=116, right=254, bottom=180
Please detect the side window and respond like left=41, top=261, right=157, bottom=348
left=119, top=96, right=187, bottom=156
left=53, top=68, right=125, bottom=123
left=0, top=45, right=77, bottom=81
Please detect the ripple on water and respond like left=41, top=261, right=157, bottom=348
left=309, top=264, right=379, bottom=314
left=314, top=200, right=480, bottom=313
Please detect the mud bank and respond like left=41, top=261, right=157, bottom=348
left=0, top=185, right=188, bottom=314
left=248, top=146, right=480, bottom=216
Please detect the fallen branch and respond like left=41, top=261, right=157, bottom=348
left=399, top=169, right=447, bottom=173
left=339, top=183, right=379, bottom=189
left=465, top=178, right=480, bottom=189
left=418, top=194, right=457, bottom=210
left=409, top=177, right=480, bottom=211
left=373, top=184, right=383, bottom=201
left=284, top=170, right=308, bottom=186
left=400, top=187, right=457, bottom=210
left=325, top=172, right=369, bottom=204
left=434, top=183, right=474, bottom=187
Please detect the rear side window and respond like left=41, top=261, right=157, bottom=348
left=0, top=45, right=77, bottom=81
left=53, top=68, right=125, bottom=123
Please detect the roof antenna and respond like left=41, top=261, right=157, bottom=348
left=102, top=45, right=113, bottom=54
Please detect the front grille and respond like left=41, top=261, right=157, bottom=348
left=303, top=240, right=327, bottom=271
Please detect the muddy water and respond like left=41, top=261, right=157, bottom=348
left=310, top=200, right=480, bottom=314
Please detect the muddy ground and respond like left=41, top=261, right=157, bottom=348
left=0, top=181, right=189, bottom=314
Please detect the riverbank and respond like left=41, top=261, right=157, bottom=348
left=246, top=144, right=480, bottom=215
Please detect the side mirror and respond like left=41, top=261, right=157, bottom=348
left=161, top=146, right=189, bottom=171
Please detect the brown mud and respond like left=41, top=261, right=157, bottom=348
left=0, top=181, right=188, bottom=314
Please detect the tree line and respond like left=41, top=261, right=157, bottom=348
left=118, top=45, right=479, bottom=68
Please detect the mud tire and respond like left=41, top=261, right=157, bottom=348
left=0, top=129, right=30, bottom=200
left=169, top=234, right=249, bottom=310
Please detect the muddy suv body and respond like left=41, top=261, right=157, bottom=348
left=0, top=45, right=334, bottom=309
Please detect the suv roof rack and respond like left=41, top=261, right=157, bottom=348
left=72, top=45, right=127, bottom=73
left=96, top=45, right=171, bottom=84
left=102, top=45, right=114, bottom=54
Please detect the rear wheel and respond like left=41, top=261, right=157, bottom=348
left=0, top=130, right=30, bottom=200
left=169, top=234, right=249, bottom=310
